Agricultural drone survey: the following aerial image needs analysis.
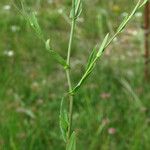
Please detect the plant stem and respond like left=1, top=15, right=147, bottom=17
left=66, top=0, right=76, bottom=145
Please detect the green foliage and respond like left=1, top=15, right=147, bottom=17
left=59, top=97, right=69, bottom=142
left=71, top=33, right=109, bottom=94
left=70, top=0, right=82, bottom=19
left=86, top=46, right=98, bottom=70
left=14, top=0, right=44, bottom=40
left=71, top=0, right=148, bottom=94
left=66, top=132, right=76, bottom=150
left=45, top=39, right=68, bottom=68
left=0, top=0, right=149, bottom=149
left=27, top=12, right=44, bottom=40
left=97, top=33, right=109, bottom=57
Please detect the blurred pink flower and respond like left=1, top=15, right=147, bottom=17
left=108, top=127, right=116, bottom=135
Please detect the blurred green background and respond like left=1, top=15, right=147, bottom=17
left=0, top=0, right=150, bottom=149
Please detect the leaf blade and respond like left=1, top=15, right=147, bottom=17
left=59, top=97, right=69, bottom=142
left=45, top=39, right=68, bottom=68
left=97, top=33, right=109, bottom=57
left=66, top=132, right=76, bottom=150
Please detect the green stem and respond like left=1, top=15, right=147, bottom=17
left=66, top=0, right=76, bottom=146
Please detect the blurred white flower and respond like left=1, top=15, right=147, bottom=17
left=121, top=12, right=128, bottom=17
left=135, top=12, right=142, bottom=18
left=11, top=25, right=20, bottom=32
left=4, top=50, right=14, bottom=57
left=57, top=8, right=63, bottom=14
left=3, top=5, right=11, bottom=11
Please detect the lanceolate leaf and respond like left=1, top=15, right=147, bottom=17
left=97, top=33, right=109, bottom=57
left=72, top=62, right=95, bottom=93
left=75, top=0, right=82, bottom=18
left=59, top=97, right=69, bottom=142
left=45, top=39, right=68, bottom=68
left=86, top=46, right=98, bottom=69
left=70, top=0, right=82, bottom=19
left=117, top=14, right=129, bottom=33
left=71, top=34, right=109, bottom=93
left=66, top=132, right=76, bottom=150
left=28, top=12, right=44, bottom=40
left=16, top=1, right=44, bottom=40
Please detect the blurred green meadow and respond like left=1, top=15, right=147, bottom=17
left=0, top=0, right=150, bottom=149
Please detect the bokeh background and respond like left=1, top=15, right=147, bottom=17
left=0, top=0, right=150, bottom=149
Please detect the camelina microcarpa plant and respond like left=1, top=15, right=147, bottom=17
left=14, top=0, right=149, bottom=149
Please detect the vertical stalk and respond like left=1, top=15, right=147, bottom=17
left=144, top=1, right=150, bottom=79
left=66, top=0, right=76, bottom=145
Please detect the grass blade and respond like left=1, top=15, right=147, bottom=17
left=120, top=78, right=143, bottom=108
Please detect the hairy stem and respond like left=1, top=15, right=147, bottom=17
left=66, top=0, right=76, bottom=145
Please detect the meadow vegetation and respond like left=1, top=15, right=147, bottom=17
left=0, top=0, right=150, bottom=149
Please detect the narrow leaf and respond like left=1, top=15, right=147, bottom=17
left=120, top=78, right=143, bottom=108
left=97, top=33, right=109, bottom=57
left=45, top=39, right=68, bottom=68
left=59, top=97, right=69, bottom=142
left=14, top=1, right=44, bottom=40
left=70, top=0, right=82, bottom=19
left=139, top=0, right=149, bottom=8
left=71, top=61, right=96, bottom=94
left=72, top=34, right=109, bottom=93
left=66, top=132, right=76, bottom=150
left=86, top=46, right=98, bottom=69
left=75, top=0, right=82, bottom=18
left=117, top=14, right=129, bottom=32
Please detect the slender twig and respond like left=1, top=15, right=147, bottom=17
left=66, top=0, right=76, bottom=145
